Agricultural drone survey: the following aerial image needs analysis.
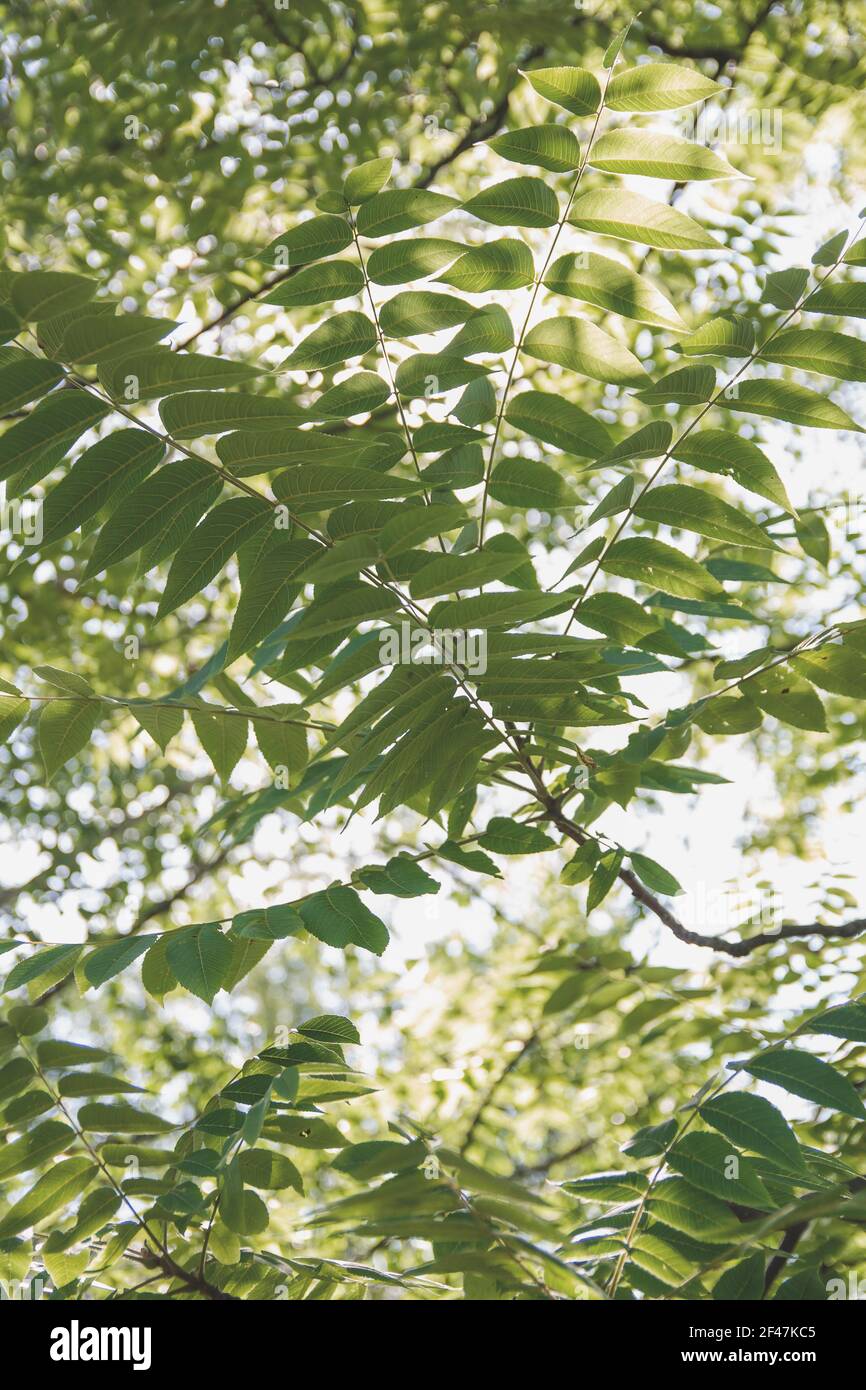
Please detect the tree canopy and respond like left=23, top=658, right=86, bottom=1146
left=1, top=0, right=866, bottom=1306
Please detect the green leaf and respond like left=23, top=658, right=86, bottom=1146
left=190, top=706, right=249, bottom=783
left=0, top=1120, right=75, bottom=1180
left=77, top=1102, right=175, bottom=1133
left=82, top=936, right=159, bottom=989
left=282, top=311, right=376, bottom=371
left=41, top=429, right=165, bottom=545
left=227, top=537, right=317, bottom=661
left=671, top=429, right=793, bottom=513
left=795, top=511, right=830, bottom=566
left=629, top=852, right=683, bottom=896
left=232, top=902, right=304, bottom=940
left=479, top=818, right=555, bottom=855
left=38, top=698, right=102, bottom=781
left=238, top=1148, right=303, bottom=1193
left=159, top=359, right=228, bottom=436
left=602, top=421, right=673, bottom=465
left=260, top=260, right=365, bottom=306
left=273, top=463, right=422, bottom=510
left=165, top=923, right=233, bottom=1003
left=591, top=129, right=742, bottom=181
left=0, top=357, right=63, bottom=414
left=523, top=65, right=601, bottom=116
left=409, top=546, right=523, bottom=599
left=366, top=239, right=460, bottom=285
left=523, top=316, right=647, bottom=385
left=739, top=1048, right=866, bottom=1118
left=3, top=945, right=82, bottom=992
left=379, top=290, right=474, bottom=337
left=293, top=582, right=399, bottom=638
left=356, top=189, right=459, bottom=237
left=505, top=390, right=611, bottom=458
left=803, top=282, right=866, bottom=318
left=258, top=214, right=351, bottom=266
left=83, top=459, right=222, bottom=578
left=462, top=177, right=559, bottom=228
left=0, top=305, right=19, bottom=342
left=344, top=156, right=392, bottom=204
left=378, top=502, right=467, bottom=555
left=489, top=456, right=576, bottom=510
left=807, top=1003, right=866, bottom=1042
left=446, top=304, right=513, bottom=356
left=357, top=856, right=440, bottom=897
left=668, top=1132, right=772, bottom=1207
left=544, top=251, right=685, bottom=332
left=602, top=538, right=723, bottom=599
left=428, top=590, right=571, bottom=629
left=606, top=63, right=723, bottom=112
left=634, top=483, right=776, bottom=550
left=57, top=1072, right=143, bottom=1097
left=651, top=1178, right=735, bottom=1238
left=701, top=1092, right=808, bottom=1174
left=36, top=1040, right=108, bottom=1067
left=762, top=268, right=811, bottom=312
left=488, top=125, right=580, bottom=173
left=741, top=667, right=826, bottom=732
left=569, top=189, right=719, bottom=251
left=98, top=347, right=263, bottom=399
left=438, top=239, right=535, bottom=292
left=7, top=1004, right=48, bottom=1035
left=0, top=1056, right=35, bottom=1099
left=297, top=1014, right=360, bottom=1045
left=587, top=850, right=624, bottom=911
left=0, top=694, right=29, bottom=749
left=250, top=705, right=308, bottom=779
left=61, top=313, right=178, bottom=364
left=636, top=365, right=715, bottom=405
left=297, top=885, right=389, bottom=955
left=578, top=593, right=658, bottom=645
left=157, top=497, right=272, bottom=620
left=716, top=379, right=863, bottom=432
left=791, top=644, right=866, bottom=697
left=760, top=328, right=866, bottom=382
left=713, top=1253, right=765, bottom=1301
left=10, top=270, right=97, bottom=321
left=394, top=352, right=490, bottom=397
left=0, top=1158, right=96, bottom=1239
left=678, top=314, right=755, bottom=359
left=132, top=703, right=185, bottom=753
left=314, top=372, right=391, bottom=418
left=34, top=666, right=94, bottom=696
left=0, top=390, right=108, bottom=487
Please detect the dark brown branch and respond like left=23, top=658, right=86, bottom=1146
left=529, top=779, right=866, bottom=959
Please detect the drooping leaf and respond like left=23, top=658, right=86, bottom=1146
left=165, top=923, right=234, bottom=1003
left=544, top=251, right=685, bottom=332
left=38, top=699, right=102, bottom=781
left=739, top=1048, right=866, bottom=1118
